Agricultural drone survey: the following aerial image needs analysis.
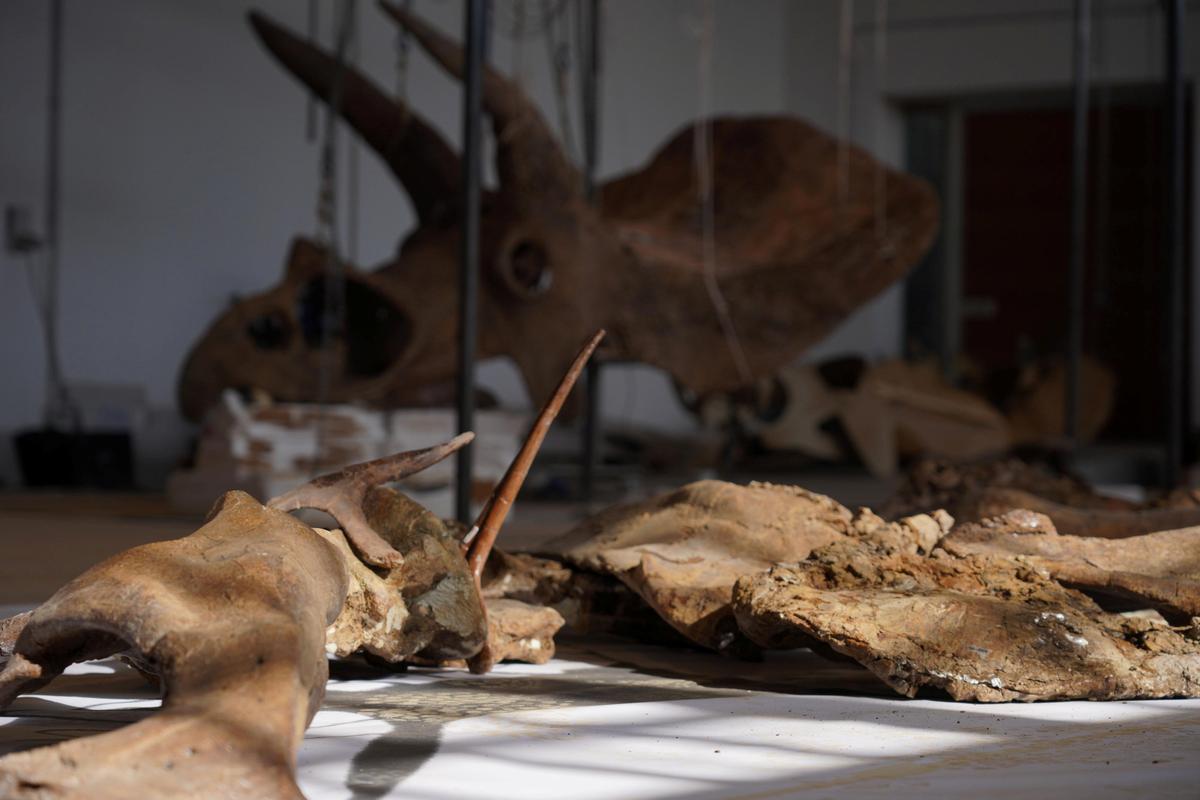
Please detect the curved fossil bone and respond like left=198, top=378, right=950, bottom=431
left=268, top=432, right=474, bottom=568
left=0, top=491, right=349, bottom=799
left=248, top=10, right=463, bottom=225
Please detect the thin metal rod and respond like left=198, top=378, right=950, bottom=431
left=580, top=0, right=602, bottom=504
left=43, top=0, right=69, bottom=430
left=1164, top=0, right=1186, bottom=487
left=1066, top=0, right=1091, bottom=445
left=456, top=0, right=487, bottom=523
left=307, top=0, right=319, bottom=140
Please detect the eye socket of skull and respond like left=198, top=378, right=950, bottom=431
left=497, top=238, right=553, bottom=299
left=296, top=276, right=411, bottom=378
left=245, top=309, right=292, bottom=350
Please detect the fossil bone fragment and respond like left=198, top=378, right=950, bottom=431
left=0, top=333, right=601, bottom=798
left=954, top=487, right=1200, bottom=538
left=732, top=528, right=1200, bottom=702
left=883, top=457, right=1200, bottom=536
left=880, top=456, right=1134, bottom=521
left=941, top=510, right=1200, bottom=623
left=177, top=4, right=938, bottom=421
left=540, top=481, right=863, bottom=651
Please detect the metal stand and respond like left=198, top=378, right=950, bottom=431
left=456, top=0, right=487, bottom=523
left=580, top=0, right=603, bottom=504
left=1066, top=0, right=1090, bottom=446
left=1164, top=0, right=1186, bottom=488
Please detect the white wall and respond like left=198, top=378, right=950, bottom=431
left=0, top=0, right=789, bottom=485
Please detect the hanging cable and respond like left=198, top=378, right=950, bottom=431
left=347, top=0, right=361, bottom=264
left=837, top=0, right=854, bottom=209
left=394, top=0, right=413, bottom=101
left=695, top=0, right=753, bottom=386
left=1093, top=0, right=1113, bottom=311
left=313, top=0, right=357, bottom=473
left=580, top=0, right=601, bottom=192
left=511, top=0, right=527, bottom=84
left=495, top=0, right=566, bottom=38
left=873, top=0, right=888, bottom=241
left=543, top=0, right=578, bottom=163
left=307, top=0, right=319, bottom=141
left=41, top=0, right=76, bottom=431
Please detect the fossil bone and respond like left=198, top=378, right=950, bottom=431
left=177, top=4, right=938, bottom=421
left=0, top=332, right=600, bottom=798
left=321, top=330, right=604, bottom=673
left=880, top=456, right=1135, bottom=521
left=268, top=433, right=475, bottom=568
left=540, top=480, right=862, bottom=651
left=955, top=487, right=1200, bottom=538
left=941, top=510, right=1200, bottom=623
left=732, top=529, right=1200, bottom=702
left=0, top=489, right=351, bottom=799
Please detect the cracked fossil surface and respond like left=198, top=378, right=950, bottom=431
left=732, top=512, right=1200, bottom=702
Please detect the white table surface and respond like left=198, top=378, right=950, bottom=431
left=1, top=631, right=1197, bottom=800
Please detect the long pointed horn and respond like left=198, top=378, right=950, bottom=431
left=377, top=1, right=583, bottom=211
left=269, top=432, right=474, bottom=568
left=465, top=331, right=605, bottom=579
left=248, top=10, right=462, bottom=225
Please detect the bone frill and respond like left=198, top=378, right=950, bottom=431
left=268, top=432, right=474, bottom=568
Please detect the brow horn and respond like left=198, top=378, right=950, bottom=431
left=465, top=330, right=605, bottom=579
left=377, top=1, right=584, bottom=211
left=248, top=10, right=463, bottom=225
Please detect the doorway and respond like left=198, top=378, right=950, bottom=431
left=904, top=88, right=1192, bottom=445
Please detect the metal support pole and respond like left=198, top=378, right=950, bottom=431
left=1066, top=0, right=1091, bottom=446
left=456, top=0, right=487, bottom=523
left=1164, top=0, right=1186, bottom=488
left=580, top=0, right=602, bottom=503
left=43, top=0, right=67, bottom=430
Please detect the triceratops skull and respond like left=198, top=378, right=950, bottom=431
left=179, top=3, right=938, bottom=422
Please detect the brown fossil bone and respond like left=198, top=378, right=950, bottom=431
left=268, top=432, right=475, bottom=568
left=956, top=487, right=1200, bottom=538
left=882, top=457, right=1200, bottom=537
left=177, top=4, right=938, bottom=421
left=322, top=330, right=604, bottom=674
left=731, top=523, right=1200, bottom=702
left=941, top=510, right=1200, bottom=623
left=540, top=480, right=864, bottom=652
left=0, top=333, right=600, bottom=798
left=0, top=489, right=351, bottom=799
left=880, top=456, right=1135, bottom=521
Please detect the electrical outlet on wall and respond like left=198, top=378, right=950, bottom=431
left=5, top=204, right=43, bottom=254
